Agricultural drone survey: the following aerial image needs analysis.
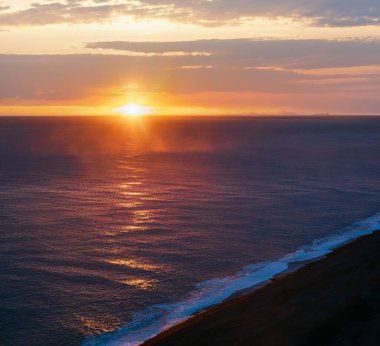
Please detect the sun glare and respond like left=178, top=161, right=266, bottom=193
left=113, top=103, right=153, bottom=117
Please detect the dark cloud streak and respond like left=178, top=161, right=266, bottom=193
left=87, top=39, right=380, bottom=69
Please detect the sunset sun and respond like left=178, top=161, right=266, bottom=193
left=113, top=103, right=153, bottom=117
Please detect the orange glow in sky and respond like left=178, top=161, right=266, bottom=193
left=1, top=1, right=380, bottom=116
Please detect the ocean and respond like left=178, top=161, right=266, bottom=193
left=0, top=116, right=379, bottom=346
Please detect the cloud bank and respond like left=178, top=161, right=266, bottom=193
left=1, top=39, right=380, bottom=102
left=0, top=0, right=379, bottom=27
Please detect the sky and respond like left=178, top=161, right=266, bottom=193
left=1, top=0, right=380, bottom=116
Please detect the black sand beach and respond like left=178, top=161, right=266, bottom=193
left=144, top=231, right=380, bottom=346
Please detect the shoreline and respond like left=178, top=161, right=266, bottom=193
left=87, top=213, right=380, bottom=346
left=143, top=230, right=380, bottom=346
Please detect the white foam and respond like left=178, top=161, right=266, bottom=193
left=84, top=212, right=380, bottom=346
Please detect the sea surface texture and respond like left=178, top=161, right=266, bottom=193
left=0, top=116, right=379, bottom=346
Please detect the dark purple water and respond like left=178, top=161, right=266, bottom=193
left=0, top=116, right=379, bottom=345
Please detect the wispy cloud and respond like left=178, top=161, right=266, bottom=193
left=1, top=0, right=379, bottom=27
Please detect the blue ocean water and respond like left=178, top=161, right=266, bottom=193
left=0, top=116, right=379, bottom=346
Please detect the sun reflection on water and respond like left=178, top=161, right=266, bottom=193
left=67, top=314, right=123, bottom=336
left=96, top=144, right=168, bottom=300
left=118, top=278, right=158, bottom=290
left=104, top=258, right=162, bottom=272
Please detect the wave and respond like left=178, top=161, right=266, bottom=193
left=84, top=212, right=380, bottom=346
